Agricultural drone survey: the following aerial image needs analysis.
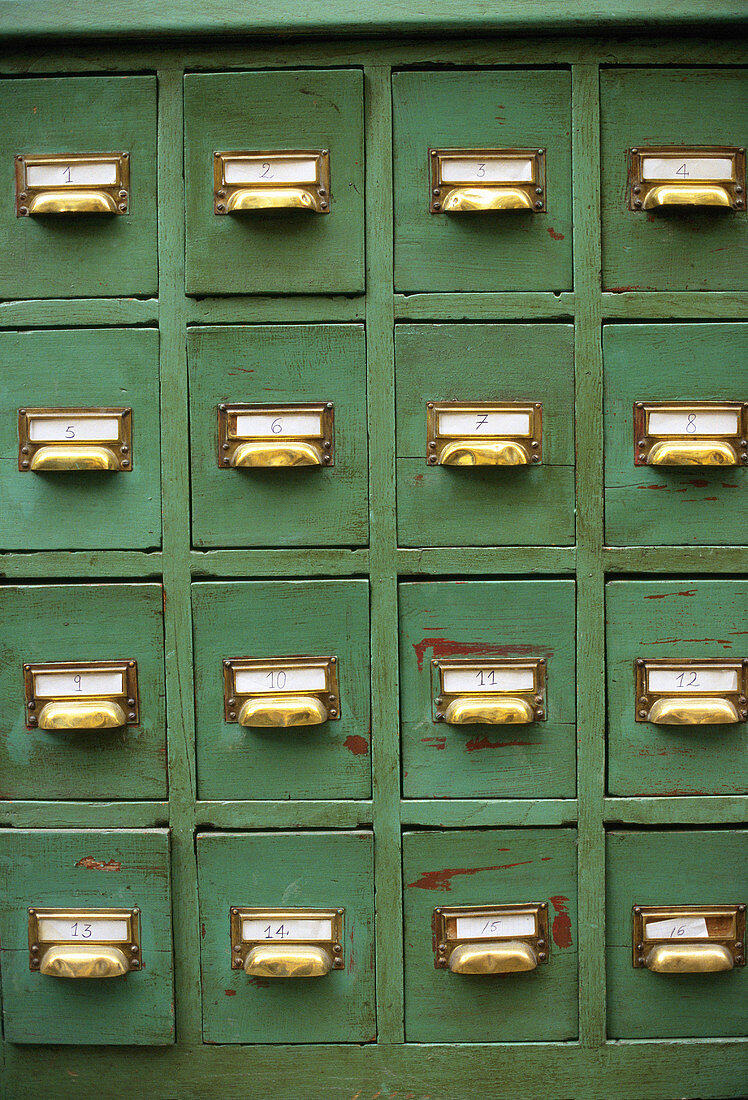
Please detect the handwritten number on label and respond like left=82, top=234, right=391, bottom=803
left=475, top=414, right=489, bottom=432
left=271, top=418, right=283, bottom=435
left=475, top=669, right=497, bottom=687
left=266, top=670, right=287, bottom=689
left=686, top=413, right=697, bottom=434
left=676, top=162, right=689, bottom=178
left=476, top=163, right=486, bottom=178
left=62, top=166, right=72, bottom=183
left=676, top=671, right=699, bottom=688
left=262, top=923, right=290, bottom=939
left=65, top=425, right=75, bottom=439
left=73, top=674, right=82, bottom=692
left=260, top=162, right=272, bottom=179
left=70, top=923, right=92, bottom=938
left=481, top=918, right=503, bottom=935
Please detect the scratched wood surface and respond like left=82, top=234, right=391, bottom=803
left=0, top=828, right=174, bottom=1044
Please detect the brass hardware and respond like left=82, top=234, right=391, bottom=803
left=632, top=905, right=745, bottom=973
left=429, top=148, right=546, bottom=214
left=634, top=659, right=747, bottom=726
left=230, top=907, right=344, bottom=977
left=223, top=656, right=340, bottom=727
left=24, top=661, right=139, bottom=731
left=214, top=150, right=331, bottom=214
left=18, top=408, right=133, bottom=473
left=633, top=402, right=746, bottom=467
left=432, top=657, right=547, bottom=726
left=426, top=402, right=542, bottom=466
left=432, top=903, right=549, bottom=973
left=15, top=153, right=130, bottom=217
left=217, top=402, right=334, bottom=468
left=28, top=907, right=141, bottom=978
left=627, top=146, right=745, bottom=211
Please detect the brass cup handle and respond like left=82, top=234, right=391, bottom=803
left=439, top=440, right=530, bottom=466
left=441, top=186, right=533, bottom=213
left=39, top=944, right=130, bottom=979
left=647, top=697, right=739, bottom=725
left=231, top=441, right=323, bottom=468
left=225, top=186, right=318, bottom=213
left=26, top=190, right=119, bottom=216
left=238, top=695, right=328, bottom=728
left=448, top=940, right=539, bottom=975
left=444, top=695, right=535, bottom=725
left=30, top=445, right=120, bottom=471
left=244, top=944, right=333, bottom=978
left=645, top=943, right=734, bottom=974
left=647, top=440, right=738, bottom=467
left=643, top=184, right=733, bottom=210
left=37, top=699, right=128, bottom=730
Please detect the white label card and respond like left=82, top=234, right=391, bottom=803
left=644, top=916, right=710, bottom=940
left=234, top=666, right=327, bottom=694
left=28, top=416, right=120, bottom=443
left=647, top=410, right=739, bottom=437
left=33, top=670, right=125, bottom=698
left=234, top=412, right=323, bottom=439
left=223, top=157, right=318, bottom=185
left=454, top=913, right=536, bottom=939
left=641, top=157, right=733, bottom=182
left=242, top=917, right=333, bottom=941
left=37, top=917, right=129, bottom=943
left=440, top=157, right=534, bottom=184
left=647, top=667, right=738, bottom=693
left=442, top=666, right=536, bottom=693
left=26, top=162, right=118, bottom=187
left=437, top=411, right=532, bottom=437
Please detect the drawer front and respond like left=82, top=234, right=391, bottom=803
left=606, top=579, right=748, bottom=797
left=0, top=828, right=174, bottom=1045
left=184, top=70, right=364, bottom=295
left=393, top=70, right=572, bottom=292
left=403, top=828, right=578, bottom=1042
left=0, top=584, right=166, bottom=800
left=601, top=68, right=748, bottom=292
left=604, top=323, right=747, bottom=546
left=197, top=830, right=375, bottom=1043
left=1, top=328, right=161, bottom=551
left=188, top=324, right=368, bottom=548
left=398, top=580, right=576, bottom=798
left=0, top=76, right=157, bottom=299
left=193, top=580, right=371, bottom=799
left=395, top=323, right=575, bottom=547
left=606, top=829, right=748, bottom=1038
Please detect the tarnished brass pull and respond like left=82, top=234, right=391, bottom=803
left=15, top=154, right=130, bottom=218
left=647, top=440, right=738, bottom=467
left=39, top=944, right=130, bottom=979
left=226, top=187, right=317, bottom=213
left=244, top=943, right=333, bottom=978
left=643, top=184, right=732, bottom=209
left=439, top=440, right=529, bottom=466
left=647, top=697, right=739, bottom=726
left=214, top=151, right=331, bottom=215
left=645, top=942, right=734, bottom=974
left=37, top=699, right=127, bottom=730
left=27, top=191, right=118, bottom=215
left=441, top=186, right=533, bottom=213
left=237, top=695, right=328, bottom=728
left=444, top=695, right=534, bottom=725
left=30, top=444, right=120, bottom=471
left=429, top=149, right=546, bottom=214
left=231, top=441, right=323, bottom=468
left=448, top=940, right=538, bottom=975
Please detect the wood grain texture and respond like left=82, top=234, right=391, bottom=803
left=0, top=583, right=166, bottom=800
left=0, top=828, right=173, bottom=1044
left=197, top=830, right=375, bottom=1042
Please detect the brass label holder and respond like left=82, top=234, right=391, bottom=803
left=230, top=907, right=345, bottom=978
left=15, top=153, right=130, bottom=216
left=223, top=656, right=341, bottom=728
left=18, top=407, right=133, bottom=473
left=632, top=904, right=746, bottom=973
left=426, top=401, right=542, bottom=467
left=432, top=657, right=547, bottom=726
left=214, top=150, right=331, bottom=214
left=24, top=660, right=140, bottom=731
left=433, top=903, right=550, bottom=974
left=634, top=658, right=748, bottom=726
left=217, top=402, right=334, bottom=468
left=627, top=145, right=746, bottom=211
left=28, top=907, right=141, bottom=978
left=634, top=401, right=748, bottom=467
left=429, top=147, right=546, bottom=213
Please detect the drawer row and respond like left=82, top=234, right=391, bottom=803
left=4, top=323, right=747, bottom=551
left=2, top=68, right=747, bottom=299
left=1, top=578, right=746, bottom=800
left=0, top=827, right=745, bottom=1045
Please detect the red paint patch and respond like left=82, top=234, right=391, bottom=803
left=413, top=636, right=549, bottom=672
left=75, top=856, right=121, bottom=872
left=546, top=226, right=565, bottom=240
left=201, top=923, right=206, bottom=939
left=465, top=736, right=532, bottom=752
left=607, top=285, right=643, bottom=293
left=704, top=497, right=718, bottom=501
left=421, top=736, right=447, bottom=750
left=414, top=474, right=424, bottom=483
left=550, top=895, right=572, bottom=949
left=224, top=989, right=237, bottom=996
left=247, top=976, right=270, bottom=988
left=407, top=860, right=531, bottom=891
left=689, top=479, right=709, bottom=488
left=343, top=734, right=369, bottom=756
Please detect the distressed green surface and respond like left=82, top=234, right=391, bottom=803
left=184, top=70, right=364, bottom=295
left=606, top=829, right=748, bottom=1038
left=0, top=328, right=162, bottom=551
left=188, top=324, right=368, bottom=548
left=398, top=581, right=576, bottom=799
left=393, top=70, right=573, bottom=292
left=0, top=584, right=166, bottom=800
left=402, top=828, right=578, bottom=1042
left=0, top=828, right=173, bottom=1044
left=395, top=323, right=575, bottom=546
left=603, top=323, right=748, bottom=545
left=192, top=580, right=371, bottom=800
left=606, top=579, right=748, bottom=797
left=601, top=68, right=748, bottom=292
left=0, top=77, right=157, bottom=299
left=197, top=830, right=375, bottom=1042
